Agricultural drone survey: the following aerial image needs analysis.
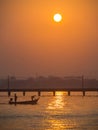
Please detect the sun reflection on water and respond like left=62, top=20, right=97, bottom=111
left=47, top=92, right=66, bottom=110
left=45, top=92, right=77, bottom=129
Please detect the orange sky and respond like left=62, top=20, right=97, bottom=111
left=0, top=0, right=98, bottom=78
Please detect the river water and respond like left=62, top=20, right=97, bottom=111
left=0, top=92, right=98, bottom=130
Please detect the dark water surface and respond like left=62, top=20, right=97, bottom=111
left=0, top=92, right=98, bottom=130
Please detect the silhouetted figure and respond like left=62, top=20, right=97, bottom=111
left=9, top=98, right=13, bottom=104
left=14, top=93, right=17, bottom=103
left=31, top=95, right=35, bottom=101
left=10, top=98, right=13, bottom=102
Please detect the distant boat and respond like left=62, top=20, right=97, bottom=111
left=9, top=96, right=39, bottom=105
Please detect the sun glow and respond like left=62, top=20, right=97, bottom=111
left=53, top=13, right=62, bottom=22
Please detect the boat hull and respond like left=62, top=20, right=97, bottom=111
left=9, top=99, right=39, bottom=105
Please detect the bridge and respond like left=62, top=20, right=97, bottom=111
left=0, top=88, right=98, bottom=96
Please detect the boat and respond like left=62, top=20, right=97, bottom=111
left=9, top=96, right=39, bottom=105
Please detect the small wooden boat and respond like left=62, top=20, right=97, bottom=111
left=9, top=96, right=39, bottom=105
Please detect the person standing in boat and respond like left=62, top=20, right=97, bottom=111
left=14, top=93, right=17, bottom=103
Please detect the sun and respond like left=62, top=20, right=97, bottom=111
left=53, top=13, right=62, bottom=22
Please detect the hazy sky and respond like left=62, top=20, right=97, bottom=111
left=0, top=0, right=98, bottom=79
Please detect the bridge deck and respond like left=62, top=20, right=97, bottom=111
left=0, top=88, right=98, bottom=92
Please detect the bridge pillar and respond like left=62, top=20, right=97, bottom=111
left=53, top=91, right=56, bottom=96
left=23, top=91, right=25, bottom=96
left=83, top=91, right=85, bottom=96
left=68, top=91, right=71, bottom=96
left=38, top=91, right=41, bottom=96
left=8, top=91, right=11, bottom=97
